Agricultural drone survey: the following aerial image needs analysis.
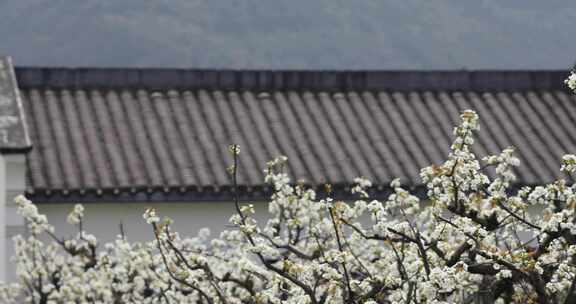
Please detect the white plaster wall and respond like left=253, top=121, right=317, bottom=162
left=4, top=197, right=541, bottom=282
left=2, top=154, right=27, bottom=283
left=36, top=201, right=271, bottom=244
left=30, top=200, right=543, bottom=249
left=0, top=155, right=6, bottom=283
left=5, top=199, right=273, bottom=281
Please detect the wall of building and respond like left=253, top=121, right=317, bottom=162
left=35, top=201, right=271, bottom=244
left=3, top=196, right=370, bottom=281
left=0, top=199, right=271, bottom=281
left=0, top=155, right=6, bottom=283
left=2, top=154, right=26, bottom=283
left=5, top=196, right=542, bottom=282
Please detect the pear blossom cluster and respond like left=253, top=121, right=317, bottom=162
left=2, top=106, right=576, bottom=302
left=565, top=71, right=576, bottom=91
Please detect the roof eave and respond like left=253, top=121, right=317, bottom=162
left=1, top=145, right=33, bottom=155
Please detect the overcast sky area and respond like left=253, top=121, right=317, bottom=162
left=0, top=0, right=575, bottom=70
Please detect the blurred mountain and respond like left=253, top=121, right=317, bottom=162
left=0, top=0, right=574, bottom=69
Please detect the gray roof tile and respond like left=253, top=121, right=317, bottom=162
left=14, top=68, right=576, bottom=202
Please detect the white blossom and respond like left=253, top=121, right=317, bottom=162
left=66, top=204, right=84, bottom=225
left=142, top=208, right=159, bottom=224
left=565, top=71, right=576, bottom=91
left=4, top=107, right=576, bottom=303
left=561, top=154, right=576, bottom=173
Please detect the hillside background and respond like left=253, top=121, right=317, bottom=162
left=1, top=0, right=575, bottom=69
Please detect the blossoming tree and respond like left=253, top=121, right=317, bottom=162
left=1, top=76, right=576, bottom=303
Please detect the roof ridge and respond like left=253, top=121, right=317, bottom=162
left=0, top=57, right=32, bottom=153
left=14, top=67, right=570, bottom=92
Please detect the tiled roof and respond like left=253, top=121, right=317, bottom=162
left=15, top=68, right=576, bottom=202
